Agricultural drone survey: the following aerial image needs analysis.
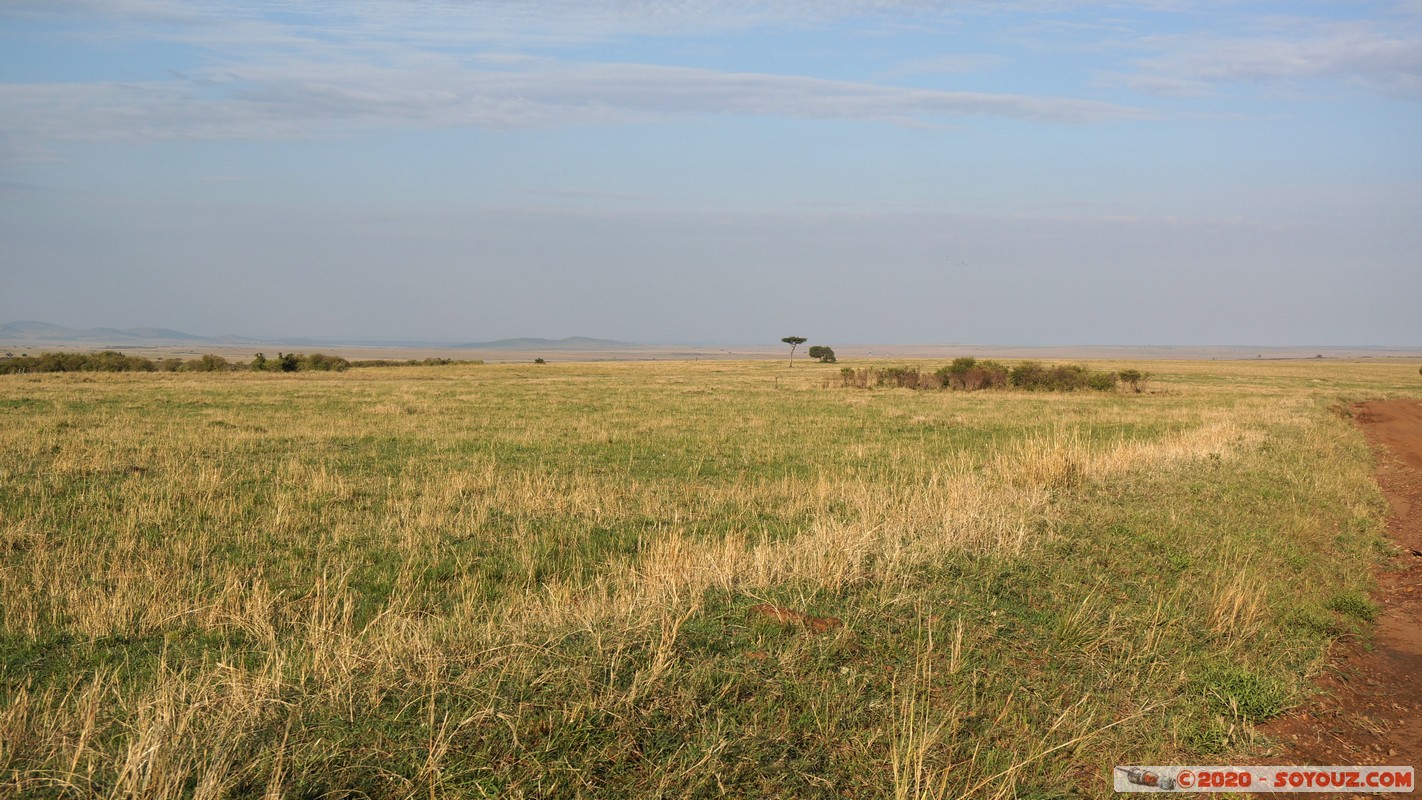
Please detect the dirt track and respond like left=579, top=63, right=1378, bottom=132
left=1263, top=399, right=1422, bottom=782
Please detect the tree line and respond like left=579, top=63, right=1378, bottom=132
left=0, top=351, right=237, bottom=374
left=0, top=351, right=482, bottom=374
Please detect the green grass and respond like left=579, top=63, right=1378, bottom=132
left=0, top=358, right=1417, bottom=798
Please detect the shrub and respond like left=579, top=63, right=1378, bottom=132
left=1008, top=362, right=1116, bottom=392
left=936, top=358, right=970, bottom=389
left=91, top=351, right=156, bottom=372
left=807, top=346, right=837, bottom=363
left=1010, top=361, right=1049, bottom=389
left=186, top=354, right=230, bottom=372
left=937, top=357, right=1009, bottom=390
left=1118, top=369, right=1148, bottom=393
left=839, top=367, right=866, bottom=389
left=1087, top=371, right=1119, bottom=391
left=876, top=367, right=906, bottom=388
left=877, top=367, right=931, bottom=389
left=1052, top=364, right=1094, bottom=390
left=302, top=353, right=350, bottom=372
left=0, top=350, right=338, bottom=375
left=832, top=358, right=1122, bottom=394
left=974, top=360, right=1011, bottom=389
left=0, top=351, right=160, bottom=373
left=347, top=358, right=483, bottom=368
left=0, top=354, right=37, bottom=374
left=937, top=357, right=974, bottom=385
left=250, top=352, right=350, bottom=372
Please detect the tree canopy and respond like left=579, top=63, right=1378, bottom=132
left=781, top=336, right=807, bottom=367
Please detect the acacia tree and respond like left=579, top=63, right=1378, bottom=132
left=1118, top=369, right=1148, bottom=393
left=807, top=345, right=836, bottom=363
left=781, top=336, right=807, bottom=367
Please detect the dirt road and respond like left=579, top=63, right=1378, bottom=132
left=1262, top=399, right=1422, bottom=781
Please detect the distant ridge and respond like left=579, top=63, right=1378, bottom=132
left=0, top=321, right=633, bottom=350
left=0, top=320, right=259, bottom=345
left=1, top=321, right=72, bottom=335
left=94, top=326, right=208, bottom=342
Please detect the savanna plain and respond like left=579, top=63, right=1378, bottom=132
left=1, top=358, right=1417, bottom=798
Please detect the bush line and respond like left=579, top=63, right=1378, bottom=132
left=0, top=351, right=483, bottom=374
left=838, top=357, right=1148, bottom=392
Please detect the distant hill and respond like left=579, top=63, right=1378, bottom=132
left=1, top=320, right=77, bottom=337
left=0, top=321, right=259, bottom=345
left=93, top=326, right=209, bottom=342
left=454, top=336, right=635, bottom=350
left=0, top=322, right=634, bottom=351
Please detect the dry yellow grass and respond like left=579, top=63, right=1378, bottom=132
left=0, top=358, right=1416, bottom=797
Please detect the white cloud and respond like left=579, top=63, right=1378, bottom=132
left=882, top=53, right=1006, bottom=76
left=5, top=0, right=1232, bottom=49
left=1123, top=21, right=1422, bottom=98
left=1116, top=74, right=1209, bottom=97
left=5, top=0, right=952, bottom=45
left=0, top=0, right=1158, bottom=158
left=0, top=60, right=1149, bottom=150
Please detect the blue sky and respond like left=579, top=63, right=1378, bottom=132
left=1, top=0, right=1418, bottom=345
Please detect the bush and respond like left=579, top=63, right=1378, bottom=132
left=831, top=358, right=1123, bottom=394
left=975, top=360, right=1010, bottom=389
left=93, top=351, right=156, bottom=372
left=302, top=353, right=350, bottom=372
left=877, top=367, right=917, bottom=389
left=807, top=346, right=837, bottom=363
left=186, top=354, right=230, bottom=372
left=0, top=351, right=158, bottom=374
left=348, top=358, right=484, bottom=368
left=1009, top=361, right=1050, bottom=389
left=876, top=367, right=944, bottom=389
left=1118, top=369, right=1148, bottom=392
left=0, top=351, right=241, bottom=374
left=250, top=352, right=350, bottom=373
left=1087, top=371, right=1119, bottom=391
left=1008, top=362, right=1116, bottom=392
left=936, top=357, right=1009, bottom=390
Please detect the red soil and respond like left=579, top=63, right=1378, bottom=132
left=1260, top=400, right=1422, bottom=787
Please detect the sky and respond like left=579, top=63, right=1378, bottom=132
left=1, top=1, right=1419, bottom=346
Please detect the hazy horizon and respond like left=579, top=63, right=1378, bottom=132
left=2, top=2, right=1419, bottom=347
left=6, top=318, right=1422, bottom=354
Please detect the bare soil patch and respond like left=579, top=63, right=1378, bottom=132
left=748, top=603, right=843, bottom=634
left=1262, top=399, right=1422, bottom=776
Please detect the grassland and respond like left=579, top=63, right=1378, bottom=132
left=0, top=358, right=1417, bottom=798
